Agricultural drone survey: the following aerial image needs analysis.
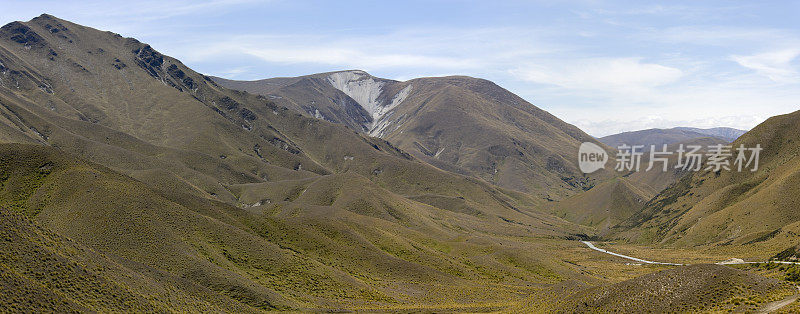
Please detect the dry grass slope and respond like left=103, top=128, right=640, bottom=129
left=515, top=264, right=795, bottom=313
left=613, top=110, right=800, bottom=251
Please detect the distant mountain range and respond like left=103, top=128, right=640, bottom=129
left=599, top=127, right=747, bottom=150
left=672, top=127, right=747, bottom=142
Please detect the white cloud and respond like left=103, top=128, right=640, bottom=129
left=541, top=75, right=800, bottom=137
left=647, top=26, right=796, bottom=47
left=170, top=27, right=563, bottom=74
left=0, top=0, right=266, bottom=40
left=731, top=49, right=800, bottom=83
left=510, top=58, right=683, bottom=94
left=217, top=66, right=253, bottom=79
left=238, top=46, right=481, bottom=70
left=75, top=0, right=262, bottom=21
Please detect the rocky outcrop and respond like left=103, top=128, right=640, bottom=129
left=0, top=22, right=46, bottom=48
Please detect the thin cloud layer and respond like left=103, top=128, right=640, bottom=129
left=732, top=49, right=800, bottom=83
left=510, top=58, right=683, bottom=93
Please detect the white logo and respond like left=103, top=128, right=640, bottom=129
left=578, top=142, right=607, bottom=173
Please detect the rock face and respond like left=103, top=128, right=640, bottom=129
left=214, top=72, right=613, bottom=198
left=130, top=43, right=199, bottom=93
left=1, top=22, right=46, bottom=47
left=324, top=70, right=414, bottom=136
left=326, top=71, right=385, bottom=119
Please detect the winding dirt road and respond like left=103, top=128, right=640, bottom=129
left=759, top=286, right=800, bottom=313
left=581, top=241, right=800, bottom=266
left=581, top=241, right=683, bottom=265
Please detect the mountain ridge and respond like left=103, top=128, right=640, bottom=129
left=214, top=70, right=614, bottom=198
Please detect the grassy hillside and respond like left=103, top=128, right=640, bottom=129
left=613, top=110, right=800, bottom=252
left=0, top=14, right=604, bottom=310
left=549, top=137, right=726, bottom=234
left=0, top=141, right=595, bottom=310
left=0, top=14, right=563, bottom=223
left=548, top=177, right=651, bottom=233
left=0, top=143, right=300, bottom=310
left=0, top=205, right=260, bottom=312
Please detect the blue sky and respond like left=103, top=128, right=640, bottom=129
left=3, top=0, right=799, bottom=136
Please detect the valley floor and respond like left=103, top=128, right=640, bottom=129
left=325, top=239, right=800, bottom=312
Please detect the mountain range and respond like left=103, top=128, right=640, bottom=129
left=1, top=14, right=799, bottom=312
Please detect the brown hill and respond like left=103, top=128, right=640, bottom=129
left=2, top=13, right=788, bottom=312
left=549, top=137, right=727, bottom=234
left=214, top=71, right=613, bottom=199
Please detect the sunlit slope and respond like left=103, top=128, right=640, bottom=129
left=549, top=137, right=726, bottom=234
left=0, top=206, right=261, bottom=312
left=0, top=143, right=312, bottom=309
left=614, top=110, right=800, bottom=249
left=0, top=142, right=598, bottom=309
left=549, top=177, right=651, bottom=233
left=0, top=14, right=571, bottom=224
